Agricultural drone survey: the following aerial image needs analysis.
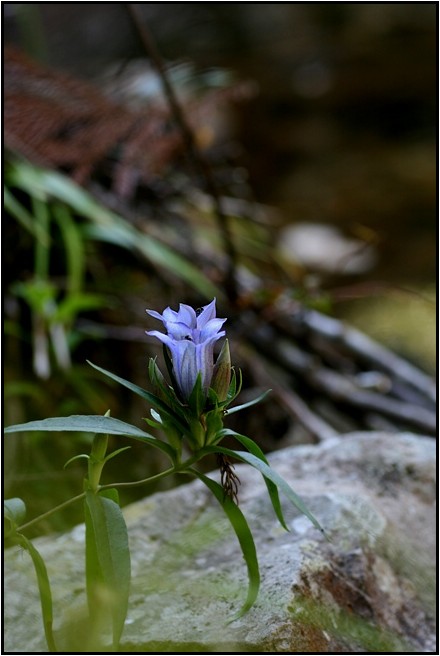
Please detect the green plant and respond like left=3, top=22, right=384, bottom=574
left=5, top=160, right=112, bottom=377
left=5, top=159, right=220, bottom=300
left=4, top=298, right=325, bottom=651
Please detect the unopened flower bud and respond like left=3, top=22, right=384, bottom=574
left=211, top=339, right=231, bottom=402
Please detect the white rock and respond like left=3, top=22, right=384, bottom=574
left=278, top=222, right=377, bottom=274
left=4, top=432, right=435, bottom=652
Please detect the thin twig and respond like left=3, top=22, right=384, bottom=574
left=278, top=307, right=436, bottom=403
left=238, top=343, right=337, bottom=442
left=125, top=3, right=238, bottom=300
left=245, top=319, right=436, bottom=436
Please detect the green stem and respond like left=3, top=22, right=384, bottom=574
left=88, top=433, right=109, bottom=492
left=32, top=196, right=50, bottom=280
left=17, top=492, right=86, bottom=533
left=99, top=466, right=176, bottom=490
left=99, top=453, right=202, bottom=490
left=15, top=454, right=204, bottom=533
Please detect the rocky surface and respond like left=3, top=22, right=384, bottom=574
left=4, top=432, right=436, bottom=653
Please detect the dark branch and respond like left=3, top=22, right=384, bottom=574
left=126, top=3, right=238, bottom=301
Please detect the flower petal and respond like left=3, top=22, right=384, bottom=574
left=164, top=321, right=192, bottom=340
left=175, top=341, right=198, bottom=399
left=146, top=309, right=165, bottom=322
left=195, top=342, right=215, bottom=394
left=145, top=330, right=174, bottom=348
left=162, top=307, right=179, bottom=323
left=200, top=318, right=226, bottom=342
left=196, top=298, right=217, bottom=328
left=177, top=304, right=197, bottom=328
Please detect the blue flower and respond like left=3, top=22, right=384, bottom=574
left=146, top=299, right=226, bottom=401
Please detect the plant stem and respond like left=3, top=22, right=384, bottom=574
left=99, top=466, right=176, bottom=490
left=16, top=456, right=203, bottom=532
left=99, top=453, right=202, bottom=490
left=17, top=492, right=86, bottom=533
left=32, top=196, right=50, bottom=280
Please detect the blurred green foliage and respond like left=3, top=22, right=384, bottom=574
left=4, top=157, right=220, bottom=534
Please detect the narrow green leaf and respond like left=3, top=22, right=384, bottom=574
left=204, top=446, right=325, bottom=535
left=149, top=361, right=184, bottom=417
left=31, top=195, right=51, bottom=279
left=145, top=417, right=163, bottom=430
left=191, top=468, right=260, bottom=619
left=226, top=370, right=237, bottom=401
left=103, top=446, right=132, bottom=463
left=64, top=453, right=90, bottom=469
left=224, top=368, right=243, bottom=405
left=87, top=361, right=189, bottom=435
left=85, top=490, right=131, bottom=650
left=52, top=202, right=84, bottom=294
left=4, top=414, right=175, bottom=460
left=227, top=389, right=271, bottom=415
left=188, top=372, right=204, bottom=416
left=4, top=186, right=50, bottom=244
left=16, top=533, right=57, bottom=652
left=87, top=223, right=220, bottom=299
left=8, top=159, right=221, bottom=297
left=53, top=293, right=108, bottom=323
left=84, top=496, right=102, bottom=625
left=204, top=407, right=224, bottom=444
left=218, top=430, right=289, bottom=531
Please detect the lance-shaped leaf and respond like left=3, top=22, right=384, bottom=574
left=4, top=414, right=175, bottom=460
left=203, top=446, right=325, bottom=535
left=84, top=489, right=130, bottom=651
left=216, top=430, right=289, bottom=531
left=226, top=389, right=271, bottom=415
left=14, top=533, right=57, bottom=652
left=148, top=358, right=181, bottom=413
left=187, top=372, right=205, bottom=417
left=87, top=361, right=189, bottom=435
left=191, top=468, right=260, bottom=619
left=226, top=368, right=242, bottom=404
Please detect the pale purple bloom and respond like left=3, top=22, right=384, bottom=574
left=146, top=299, right=226, bottom=400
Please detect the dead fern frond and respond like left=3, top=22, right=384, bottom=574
left=4, top=46, right=250, bottom=201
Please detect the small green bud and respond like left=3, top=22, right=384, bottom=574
left=211, top=339, right=231, bottom=402
left=149, top=358, right=171, bottom=403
